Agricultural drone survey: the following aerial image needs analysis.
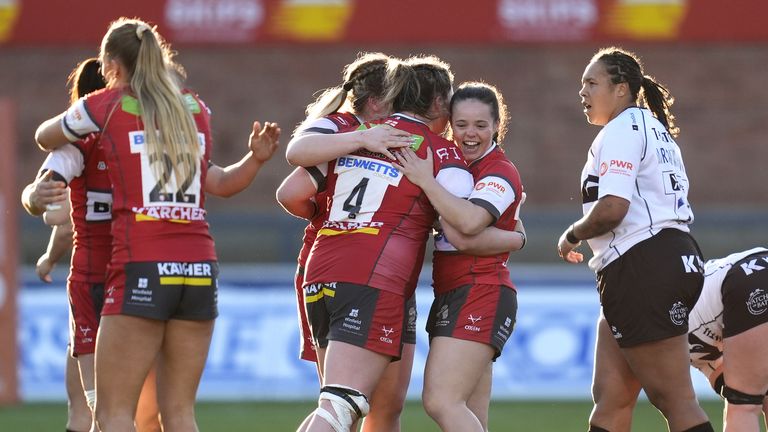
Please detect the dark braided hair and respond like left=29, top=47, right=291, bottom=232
left=449, top=81, right=508, bottom=144
left=592, top=47, right=679, bottom=137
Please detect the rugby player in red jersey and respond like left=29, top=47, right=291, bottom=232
left=393, top=81, right=526, bottom=432
left=33, top=18, right=277, bottom=432
left=289, top=55, right=474, bottom=432
left=278, top=52, right=420, bottom=432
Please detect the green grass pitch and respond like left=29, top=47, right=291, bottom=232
left=0, top=399, right=731, bottom=431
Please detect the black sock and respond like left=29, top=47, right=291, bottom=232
left=681, top=422, right=715, bottom=432
left=588, top=426, right=610, bottom=432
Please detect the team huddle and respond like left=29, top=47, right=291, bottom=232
left=20, top=15, right=768, bottom=432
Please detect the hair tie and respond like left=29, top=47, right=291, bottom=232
left=136, top=24, right=149, bottom=40
left=342, top=81, right=354, bottom=92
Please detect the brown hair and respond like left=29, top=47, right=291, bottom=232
left=382, top=55, right=454, bottom=121
left=450, top=81, right=509, bottom=144
left=298, top=52, right=391, bottom=131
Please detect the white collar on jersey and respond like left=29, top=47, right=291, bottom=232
left=469, top=142, right=498, bottom=166
left=392, top=112, right=428, bottom=125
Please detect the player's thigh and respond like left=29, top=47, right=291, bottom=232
left=424, top=337, right=494, bottom=402
left=723, top=322, right=768, bottom=394
left=95, top=315, right=165, bottom=410
left=323, top=340, right=392, bottom=397
left=622, top=334, right=696, bottom=399
left=157, top=318, right=215, bottom=405
left=592, top=315, right=641, bottom=402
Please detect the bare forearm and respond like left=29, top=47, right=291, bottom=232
left=286, top=132, right=362, bottom=167
left=46, top=223, right=73, bottom=265
left=420, top=178, right=490, bottom=235
left=444, top=222, right=525, bottom=256
left=209, top=154, right=264, bottom=198
left=571, top=198, right=626, bottom=241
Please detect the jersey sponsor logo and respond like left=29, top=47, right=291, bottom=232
left=318, top=220, right=383, bottom=236
left=336, top=156, right=401, bottom=180
left=132, top=205, right=207, bottom=222
left=669, top=301, right=688, bottom=326
left=464, top=314, right=482, bottom=332
left=304, top=282, right=336, bottom=303
left=681, top=255, right=703, bottom=273
left=343, top=309, right=364, bottom=334
left=475, top=179, right=507, bottom=197
left=747, top=288, right=768, bottom=316
left=740, top=258, right=767, bottom=276
left=157, top=262, right=213, bottom=277
left=434, top=304, right=450, bottom=328
left=601, top=159, right=633, bottom=177
left=599, top=162, right=609, bottom=176
left=380, top=326, right=395, bottom=344
left=157, top=262, right=213, bottom=286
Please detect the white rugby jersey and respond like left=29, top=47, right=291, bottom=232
left=688, top=247, right=768, bottom=383
left=581, top=107, right=694, bottom=271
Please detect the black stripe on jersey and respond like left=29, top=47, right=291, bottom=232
left=49, top=170, right=67, bottom=184
left=581, top=175, right=599, bottom=204
left=305, top=166, right=326, bottom=192
left=469, top=197, right=500, bottom=223
left=634, top=178, right=655, bottom=235
left=639, top=109, right=649, bottom=161
left=62, top=116, right=89, bottom=140
left=82, top=98, right=99, bottom=130
left=299, top=127, right=336, bottom=136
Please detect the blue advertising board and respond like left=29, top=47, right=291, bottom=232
left=17, top=265, right=714, bottom=401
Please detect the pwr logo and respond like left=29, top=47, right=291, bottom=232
left=601, top=159, right=634, bottom=177
left=610, top=160, right=633, bottom=170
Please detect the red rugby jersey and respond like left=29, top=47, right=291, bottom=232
left=296, top=112, right=362, bottom=268
left=61, top=87, right=216, bottom=264
left=304, top=113, right=473, bottom=297
left=432, top=144, right=524, bottom=293
left=41, top=138, right=112, bottom=283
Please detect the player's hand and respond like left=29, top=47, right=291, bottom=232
left=392, top=147, right=434, bottom=188
left=358, top=124, right=413, bottom=160
left=249, top=121, right=281, bottom=163
left=30, top=171, right=68, bottom=211
left=35, top=253, right=55, bottom=283
left=557, top=228, right=584, bottom=264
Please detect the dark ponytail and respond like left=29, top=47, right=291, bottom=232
left=640, top=75, right=678, bottom=137
left=593, top=47, right=679, bottom=137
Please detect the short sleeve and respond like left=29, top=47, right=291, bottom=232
left=62, top=98, right=100, bottom=142
left=40, top=144, right=85, bottom=184
left=595, top=120, right=643, bottom=201
left=468, top=174, right=517, bottom=221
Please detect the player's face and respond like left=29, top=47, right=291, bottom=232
left=579, top=60, right=626, bottom=126
left=451, top=98, right=498, bottom=163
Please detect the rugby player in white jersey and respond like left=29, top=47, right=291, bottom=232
left=557, top=47, right=713, bottom=432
